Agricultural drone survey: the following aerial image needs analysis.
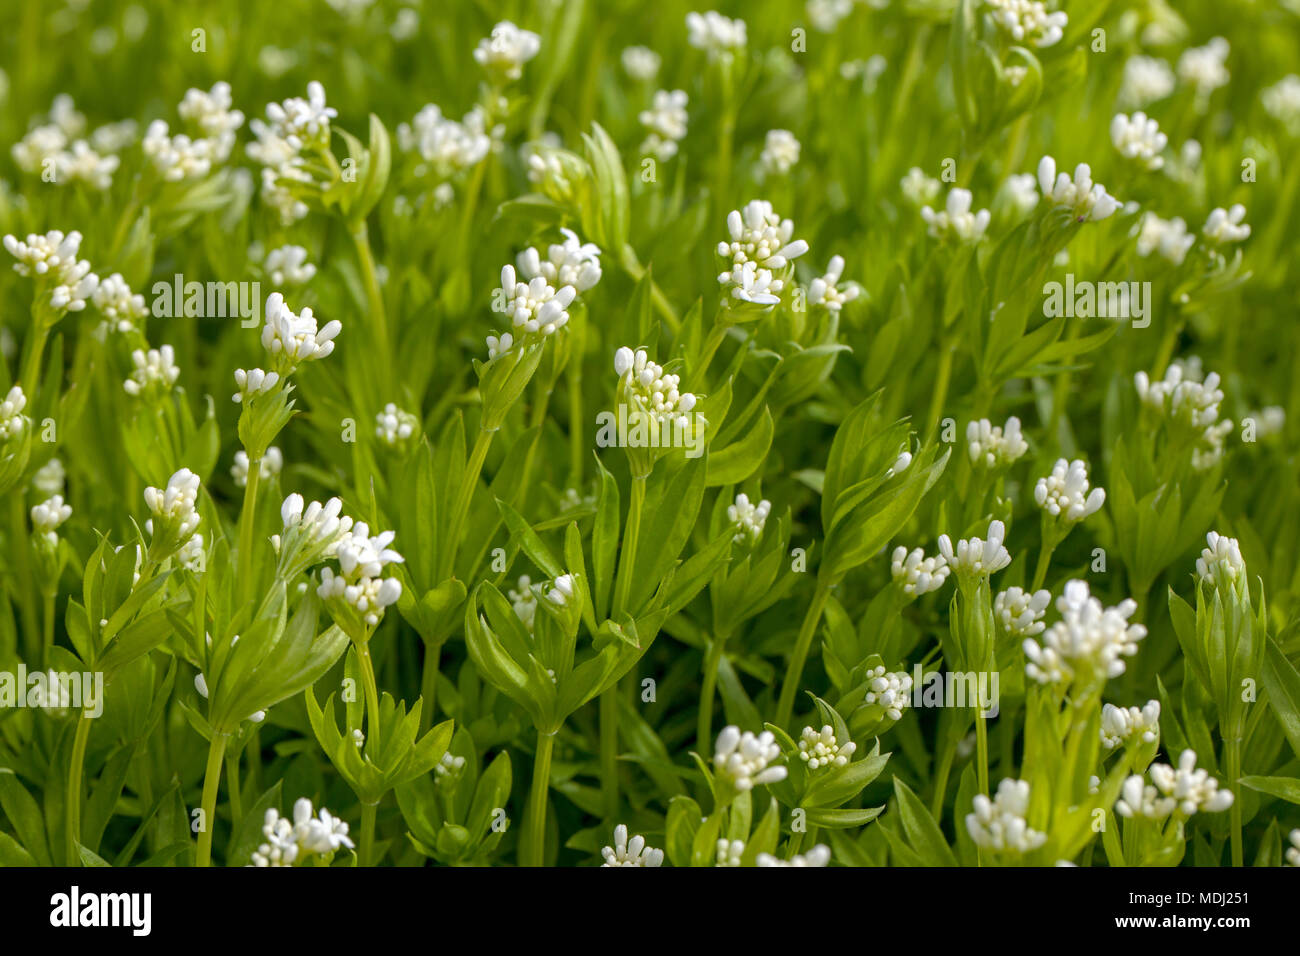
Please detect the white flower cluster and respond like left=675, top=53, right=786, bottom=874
left=1243, top=406, right=1285, bottom=440
left=375, top=403, right=418, bottom=447
left=262, top=244, right=316, bottom=286
left=1, top=385, right=29, bottom=441
left=231, top=447, right=283, bottom=488
left=252, top=798, right=353, bottom=866
left=1110, top=112, right=1167, bottom=170
left=891, top=546, right=949, bottom=597
left=544, top=573, right=576, bottom=607
left=232, top=367, right=280, bottom=404
left=1177, top=37, right=1230, bottom=103
left=715, top=838, right=745, bottom=867
left=489, top=230, right=597, bottom=354
left=176, top=81, right=244, bottom=162
left=1135, top=212, right=1194, bottom=265
left=622, top=46, right=661, bottom=82
left=600, top=824, right=664, bottom=867
left=994, top=587, right=1051, bottom=636
left=33, top=458, right=65, bottom=498
left=713, top=725, right=787, bottom=791
left=639, top=90, right=689, bottom=161
left=1202, top=204, right=1250, bottom=245
left=474, top=21, right=541, bottom=83
left=434, top=751, right=467, bottom=784
left=900, top=167, right=941, bottom=207
left=142, top=119, right=220, bottom=182
left=1119, top=56, right=1175, bottom=109
left=808, top=0, right=854, bottom=33
left=985, top=0, right=1067, bottom=49
left=1100, top=700, right=1160, bottom=749
left=1023, top=580, right=1147, bottom=686
left=247, top=82, right=336, bottom=224
left=1034, top=458, right=1105, bottom=523
left=519, top=228, right=603, bottom=295
left=1134, top=362, right=1233, bottom=469
left=397, top=104, right=493, bottom=178
left=1262, top=75, right=1300, bottom=136
left=1288, top=829, right=1300, bottom=867
left=727, top=493, right=771, bottom=544
left=1115, top=750, right=1234, bottom=819
left=967, top=417, right=1028, bottom=469
left=862, top=665, right=913, bottom=721
left=273, top=493, right=354, bottom=565
left=614, top=347, right=699, bottom=428
left=1001, top=173, right=1039, bottom=218
left=807, top=255, right=860, bottom=312
left=938, top=519, right=1012, bottom=578
left=317, top=523, right=405, bottom=629
left=716, top=200, right=809, bottom=307
left=260, top=292, right=342, bottom=375
left=30, top=495, right=72, bottom=547
left=756, top=845, right=831, bottom=866
left=966, top=779, right=1048, bottom=853
left=508, top=575, right=539, bottom=632
left=759, top=129, right=801, bottom=177
left=11, top=95, right=124, bottom=190
left=4, top=229, right=99, bottom=312
left=92, top=273, right=149, bottom=331
left=123, top=345, right=181, bottom=398
left=1195, top=530, right=1246, bottom=586
left=798, top=725, right=857, bottom=770
left=144, top=468, right=203, bottom=557
left=685, top=11, right=747, bottom=59
left=921, top=188, right=990, bottom=243
left=1037, top=156, right=1120, bottom=222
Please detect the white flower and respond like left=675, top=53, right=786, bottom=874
left=1243, top=406, right=1285, bottom=439
left=275, top=494, right=353, bottom=560
left=265, top=81, right=337, bottom=144
left=1101, top=700, right=1160, bottom=749
left=260, top=292, right=341, bottom=373
left=232, top=367, right=281, bottom=404
left=375, top=403, right=418, bottom=446
left=600, top=824, right=664, bottom=867
left=498, top=264, right=577, bottom=337
left=263, top=245, right=316, bottom=286
left=1001, top=173, right=1039, bottom=218
left=1119, top=750, right=1234, bottom=818
left=757, top=844, right=831, bottom=866
left=966, top=779, right=1047, bottom=853
left=938, top=519, right=1012, bottom=577
left=1111, top=112, right=1167, bottom=170
left=0, top=385, right=29, bottom=440
left=144, top=468, right=202, bottom=550
left=1134, top=362, right=1232, bottom=469
left=473, top=21, right=541, bottom=83
left=177, top=81, right=244, bottom=161
left=798, top=725, right=857, bottom=770
left=1196, top=531, right=1245, bottom=586
left=545, top=573, right=575, bottom=606
left=318, top=522, right=404, bottom=628
left=252, top=798, right=353, bottom=866
left=921, top=188, right=990, bottom=242
left=231, top=447, right=283, bottom=488
left=985, top=0, right=1067, bottom=48
left=715, top=838, right=745, bottom=867
left=1287, top=829, right=1300, bottom=867
left=759, top=129, right=801, bottom=177
left=508, top=575, right=538, bottom=631
left=1177, top=37, right=1230, bottom=102
left=1202, top=204, right=1250, bottom=245
left=685, top=11, right=747, bottom=59
left=397, top=104, right=492, bottom=177
left=485, top=332, right=514, bottom=360
left=727, top=493, right=771, bottom=544
left=1037, top=156, right=1120, bottom=222
left=123, top=345, right=181, bottom=397
left=807, top=0, right=854, bottom=33
left=1023, top=580, right=1147, bottom=686
left=900, top=167, right=941, bottom=207
left=807, top=255, right=860, bottom=311
left=622, top=46, right=661, bottom=82
left=434, top=751, right=467, bottom=782
left=713, top=725, right=787, bottom=791
left=1034, top=458, right=1105, bottom=522
left=614, top=346, right=698, bottom=429
left=717, top=200, right=808, bottom=306
left=92, top=273, right=148, bottom=331
left=719, top=260, right=784, bottom=307
left=89, top=119, right=139, bottom=154
left=517, top=228, right=602, bottom=294
left=55, top=141, right=120, bottom=190
left=891, top=546, right=950, bottom=597
left=862, top=665, right=914, bottom=721
left=995, top=587, right=1051, bottom=636
left=1262, top=75, right=1300, bottom=136
left=1135, top=212, right=1194, bottom=265
left=30, top=495, right=72, bottom=546
left=12, top=124, right=69, bottom=176
left=176, top=532, right=206, bottom=572
left=967, top=417, right=1028, bottom=468
left=32, top=458, right=65, bottom=498
left=4, top=229, right=99, bottom=312
left=1120, top=56, right=1176, bottom=109
left=143, top=120, right=217, bottom=181
left=639, top=89, right=688, bottom=161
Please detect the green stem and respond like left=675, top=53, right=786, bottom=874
left=1225, top=735, right=1243, bottom=867
left=442, top=429, right=493, bottom=580
left=1031, top=537, right=1057, bottom=592
left=357, top=641, right=383, bottom=753
left=1152, top=319, right=1183, bottom=379
left=523, top=731, right=555, bottom=867
left=42, top=592, right=55, bottom=666
left=235, top=457, right=262, bottom=606
left=695, top=323, right=729, bottom=387
left=359, top=801, right=378, bottom=867
left=225, top=749, right=243, bottom=833
left=930, top=735, right=956, bottom=818
left=195, top=733, right=226, bottom=867
left=612, top=475, right=646, bottom=617
left=926, top=344, right=954, bottom=437
left=20, top=321, right=52, bottom=403
left=697, top=633, right=727, bottom=753
left=65, top=713, right=93, bottom=865
left=775, top=583, right=832, bottom=728
left=350, top=221, right=392, bottom=362
left=974, top=711, right=990, bottom=796
left=418, top=639, right=442, bottom=734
